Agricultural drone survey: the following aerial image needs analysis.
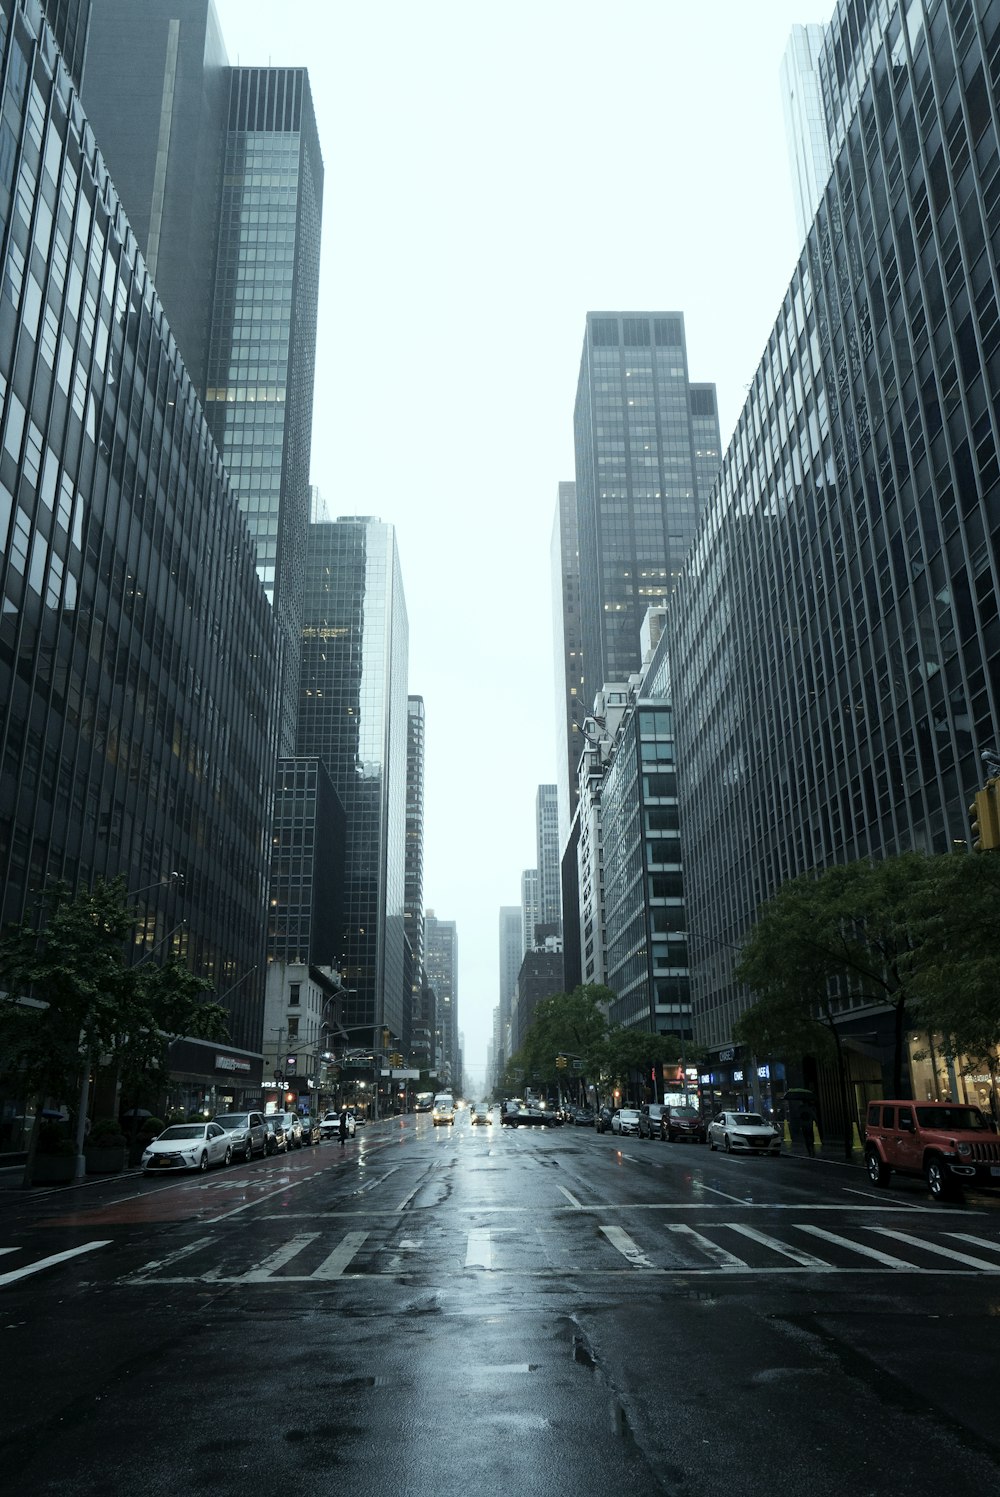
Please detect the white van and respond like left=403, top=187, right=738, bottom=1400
left=432, top=1093, right=456, bottom=1126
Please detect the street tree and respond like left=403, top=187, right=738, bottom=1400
left=0, top=876, right=229, bottom=1184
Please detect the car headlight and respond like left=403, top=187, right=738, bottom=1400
left=956, top=1142, right=972, bottom=1157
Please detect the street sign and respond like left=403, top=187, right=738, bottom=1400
left=380, top=1067, right=420, bottom=1079
left=572, top=1060, right=584, bottom=1071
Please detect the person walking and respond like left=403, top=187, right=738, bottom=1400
left=338, top=1108, right=349, bottom=1147
left=798, top=1101, right=816, bottom=1157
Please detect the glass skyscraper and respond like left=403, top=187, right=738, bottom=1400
left=551, top=479, right=582, bottom=853
left=669, top=0, right=1000, bottom=1073
left=297, top=518, right=410, bottom=1052
left=573, top=311, right=722, bottom=703
left=405, top=695, right=426, bottom=1062
left=0, top=0, right=279, bottom=1052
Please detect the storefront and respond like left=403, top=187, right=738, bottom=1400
left=166, top=1038, right=264, bottom=1118
left=700, top=1047, right=786, bottom=1118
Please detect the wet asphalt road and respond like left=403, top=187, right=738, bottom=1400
left=2, top=1109, right=1000, bottom=1496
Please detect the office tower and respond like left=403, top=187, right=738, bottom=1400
left=669, top=0, right=1000, bottom=1084
left=424, top=912, right=458, bottom=1090
left=81, top=8, right=324, bottom=759
left=0, top=1, right=279, bottom=1065
left=551, top=480, right=583, bottom=851
left=406, top=696, right=429, bottom=1067
left=780, top=23, right=832, bottom=242
left=520, top=868, right=539, bottom=953
left=573, top=311, right=721, bottom=704
left=297, top=518, right=409, bottom=1054
left=40, top=0, right=91, bottom=83
left=498, top=905, right=522, bottom=1074
left=536, top=783, right=561, bottom=932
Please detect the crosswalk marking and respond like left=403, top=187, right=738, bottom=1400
left=601, top=1224, right=654, bottom=1268
left=797, top=1223, right=929, bottom=1270
left=466, top=1228, right=493, bottom=1268
left=667, top=1223, right=748, bottom=1270
left=946, top=1232, right=1000, bottom=1256
left=724, top=1222, right=832, bottom=1268
left=872, top=1227, right=1000, bottom=1272
left=0, top=1240, right=112, bottom=1287
left=240, top=1233, right=320, bottom=1282
left=310, top=1230, right=369, bottom=1279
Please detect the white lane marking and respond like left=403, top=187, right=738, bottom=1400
left=466, top=1228, right=493, bottom=1269
left=0, top=1248, right=18, bottom=1257
left=693, top=1182, right=755, bottom=1205
left=841, top=1186, right=925, bottom=1208
left=667, top=1223, right=748, bottom=1270
left=947, top=1232, right=1000, bottom=1256
left=121, top=1235, right=215, bottom=1282
left=0, top=1240, right=112, bottom=1287
left=240, top=1233, right=320, bottom=1282
left=724, top=1222, right=832, bottom=1268
left=558, top=1186, right=583, bottom=1209
left=206, top=1171, right=320, bottom=1223
left=310, top=1230, right=369, bottom=1280
left=394, top=1185, right=420, bottom=1212
left=873, top=1227, right=1000, bottom=1272
left=797, top=1224, right=929, bottom=1270
left=601, top=1224, right=654, bottom=1268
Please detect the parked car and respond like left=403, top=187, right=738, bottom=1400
left=299, top=1116, right=320, bottom=1145
left=611, top=1108, right=641, bottom=1136
left=661, top=1105, right=706, bottom=1143
left=707, top=1112, right=781, bottom=1155
left=211, top=1111, right=268, bottom=1162
left=638, top=1103, right=669, bottom=1139
left=864, top=1099, right=1000, bottom=1200
left=571, top=1107, right=595, bottom=1126
left=142, top=1122, right=232, bottom=1173
left=264, top=1117, right=289, bottom=1154
left=594, top=1105, right=615, bottom=1134
left=269, top=1111, right=304, bottom=1148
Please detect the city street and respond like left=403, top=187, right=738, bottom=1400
left=2, top=1109, right=1000, bottom=1495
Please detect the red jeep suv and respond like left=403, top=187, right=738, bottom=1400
left=864, top=1100, right=1000, bottom=1200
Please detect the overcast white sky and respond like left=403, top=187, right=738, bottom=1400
left=213, top=0, right=829, bottom=1092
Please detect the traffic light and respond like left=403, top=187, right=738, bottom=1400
left=382, top=1028, right=391, bottom=1049
left=555, top=1054, right=567, bottom=1070
left=969, top=780, right=1000, bottom=851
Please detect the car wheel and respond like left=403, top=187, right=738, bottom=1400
left=245, top=1143, right=254, bottom=1163
left=709, top=1134, right=716, bottom=1150
left=199, top=1151, right=208, bottom=1172
left=926, top=1154, right=959, bottom=1201
left=224, top=1146, right=232, bottom=1166
left=865, top=1147, right=891, bottom=1187
left=724, top=1134, right=732, bottom=1154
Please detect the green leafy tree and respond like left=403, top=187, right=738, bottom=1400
left=0, top=877, right=229, bottom=1184
left=506, top=985, right=614, bottom=1098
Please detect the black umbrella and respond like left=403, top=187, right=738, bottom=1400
left=121, top=1108, right=152, bottom=1119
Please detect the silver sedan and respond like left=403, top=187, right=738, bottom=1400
left=707, top=1112, right=781, bottom=1155
left=141, top=1122, right=232, bottom=1173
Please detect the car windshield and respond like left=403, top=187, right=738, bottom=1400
left=672, top=1108, right=699, bottom=1119
left=158, top=1126, right=203, bottom=1140
left=265, top=1120, right=282, bottom=1130
left=620, top=1110, right=639, bottom=1119
left=214, top=1115, right=248, bottom=1128
left=915, top=1106, right=989, bottom=1131
left=735, top=1115, right=766, bottom=1127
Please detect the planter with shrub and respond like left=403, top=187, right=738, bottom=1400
left=85, top=1118, right=128, bottom=1174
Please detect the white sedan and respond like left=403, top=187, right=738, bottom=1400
left=142, top=1123, right=232, bottom=1173
left=319, top=1112, right=356, bottom=1139
left=707, top=1112, right=781, bottom=1155
left=610, top=1108, right=641, bottom=1136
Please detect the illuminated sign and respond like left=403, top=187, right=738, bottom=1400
left=215, top=1054, right=251, bottom=1074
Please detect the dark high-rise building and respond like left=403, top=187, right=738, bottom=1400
left=496, top=904, right=521, bottom=1080
left=297, top=518, right=410, bottom=1054
left=669, top=0, right=1000, bottom=1095
left=81, top=6, right=324, bottom=759
left=574, top=311, right=722, bottom=703
left=536, top=783, right=561, bottom=932
left=266, top=757, right=344, bottom=969
left=424, top=911, right=458, bottom=1091
left=551, top=479, right=582, bottom=849
left=41, top=0, right=91, bottom=85
left=0, top=0, right=279, bottom=1055
left=405, top=696, right=427, bottom=1065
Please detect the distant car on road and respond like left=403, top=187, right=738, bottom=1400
left=610, top=1108, right=641, bottom=1137
left=708, top=1112, right=781, bottom=1156
left=432, top=1094, right=456, bottom=1126
left=661, top=1105, right=706, bottom=1144
left=470, top=1102, right=493, bottom=1125
left=320, top=1112, right=356, bottom=1139
left=142, top=1123, right=231, bottom=1173
left=594, top=1105, right=615, bottom=1134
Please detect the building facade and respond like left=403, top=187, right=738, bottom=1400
left=0, top=0, right=279, bottom=1059
left=405, top=695, right=428, bottom=1067
left=520, top=867, right=539, bottom=953
left=424, top=911, right=458, bottom=1091
left=535, top=782, right=561, bottom=932
left=297, top=518, right=410, bottom=1056
left=497, top=903, right=522, bottom=1077
left=551, top=478, right=583, bottom=851
left=573, top=310, right=721, bottom=705
left=669, top=0, right=1000, bottom=1103
left=780, top=22, right=834, bottom=244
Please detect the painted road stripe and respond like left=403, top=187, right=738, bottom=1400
left=725, top=1222, right=832, bottom=1268
left=0, top=1248, right=17, bottom=1257
left=240, top=1233, right=320, bottom=1282
left=311, top=1230, right=369, bottom=1280
left=0, top=1240, right=112, bottom=1287
left=394, top=1185, right=420, bottom=1212
left=797, top=1224, right=928, bottom=1270
left=466, top=1228, right=493, bottom=1269
left=946, top=1233, right=1000, bottom=1256
left=601, top=1225, right=654, bottom=1268
left=872, top=1227, right=1000, bottom=1272
left=122, top=1235, right=215, bottom=1282
left=558, top=1186, right=583, bottom=1209
left=667, top=1223, right=748, bottom=1270
left=206, top=1171, right=320, bottom=1223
